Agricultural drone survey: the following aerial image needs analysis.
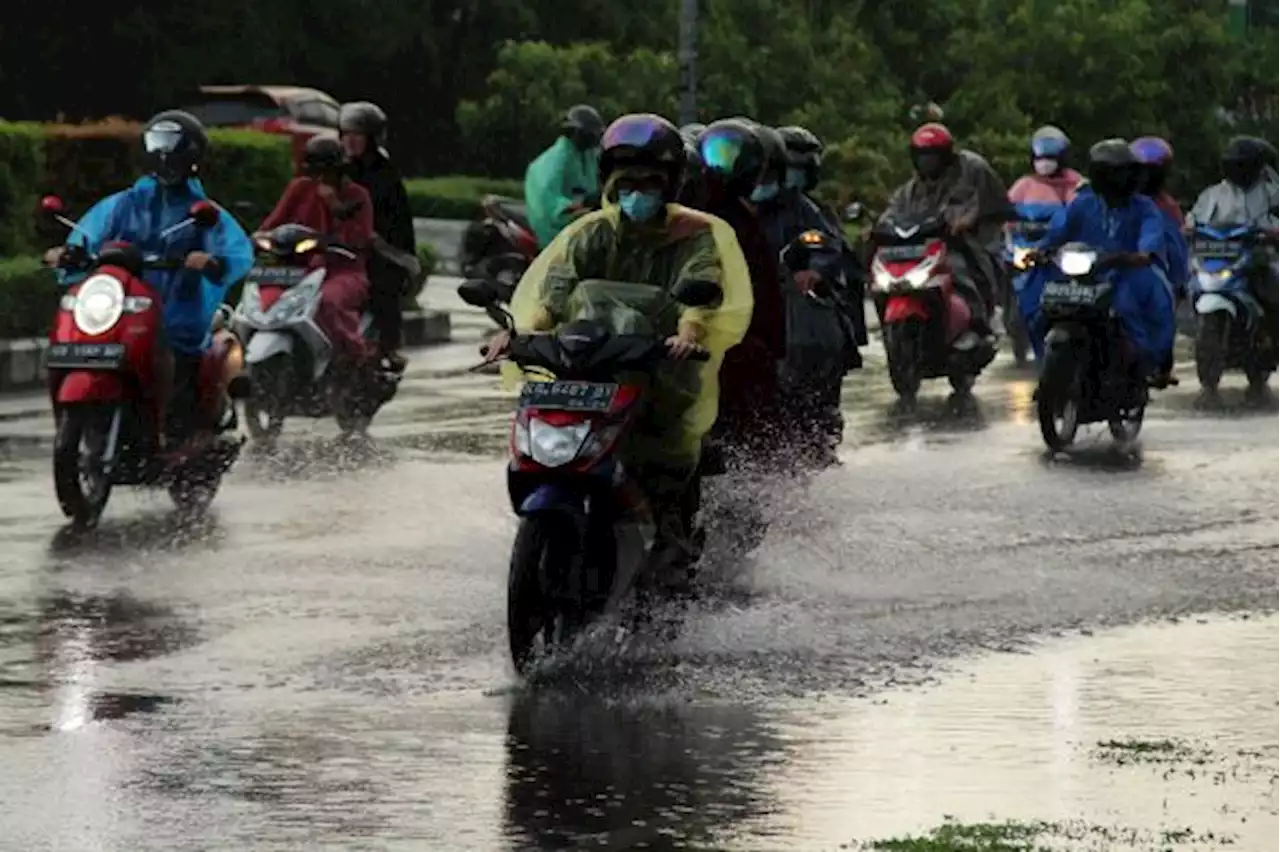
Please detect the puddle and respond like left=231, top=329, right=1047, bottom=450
left=753, top=615, right=1278, bottom=851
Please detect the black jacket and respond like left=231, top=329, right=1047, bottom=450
left=346, top=151, right=416, bottom=282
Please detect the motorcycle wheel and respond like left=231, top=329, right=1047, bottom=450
left=1037, top=348, right=1082, bottom=451
left=1194, top=311, right=1230, bottom=394
left=1108, top=402, right=1145, bottom=443
left=508, top=514, right=581, bottom=673
left=53, top=405, right=114, bottom=527
left=244, top=359, right=287, bottom=446
left=168, top=472, right=221, bottom=517
left=1008, top=309, right=1031, bottom=367
left=885, top=321, right=923, bottom=405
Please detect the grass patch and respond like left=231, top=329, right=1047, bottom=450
left=862, top=820, right=1048, bottom=851
left=853, top=818, right=1235, bottom=851
left=1093, top=737, right=1213, bottom=766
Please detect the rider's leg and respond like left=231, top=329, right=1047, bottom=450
left=368, top=265, right=407, bottom=371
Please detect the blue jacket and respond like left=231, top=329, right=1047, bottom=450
left=61, top=176, right=254, bottom=355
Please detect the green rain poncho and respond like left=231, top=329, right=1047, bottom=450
left=502, top=200, right=754, bottom=468
left=524, top=136, right=601, bottom=248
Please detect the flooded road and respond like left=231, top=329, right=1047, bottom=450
left=0, top=281, right=1276, bottom=850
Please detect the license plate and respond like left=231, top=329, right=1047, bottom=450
left=1043, top=281, right=1101, bottom=306
left=877, top=244, right=927, bottom=261
left=519, top=380, right=618, bottom=412
left=46, top=342, right=126, bottom=369
left=247, top=266, right=309, bottom=284
left=1014, top=221, right=1049, bottom=237
left=1192, top=239, right=1244, bottom=259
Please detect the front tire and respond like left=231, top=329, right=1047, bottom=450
left=53, top=405, right=114, bottom=527
left=1194, top=311, right=1230, bottom=394
left=508, top=514, right=581, bottom=673
left=1037, top=347, right=1082, bottom=451
left=168, top=473, right=221, bottom=517
left=244, top=356, right=290, bottom=446
left=885, top=321, right=923, bottom=405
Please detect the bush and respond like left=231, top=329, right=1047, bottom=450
left=0, top=256, right=58, bottom=338
left=406, top=175, right=524, bottom=220
left=0, top=123, right=46, bottom=257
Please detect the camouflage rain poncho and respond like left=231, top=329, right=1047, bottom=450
left=883, top=149, right=1010, bottom=249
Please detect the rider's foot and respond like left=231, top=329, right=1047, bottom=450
left=379, top=351, right=407, bottom=373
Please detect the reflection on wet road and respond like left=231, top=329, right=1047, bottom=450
left=0, top=286, right=1276, bottom=850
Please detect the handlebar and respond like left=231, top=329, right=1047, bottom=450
left=479, top=335, right=710, bottom=362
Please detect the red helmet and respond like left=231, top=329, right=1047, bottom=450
left=910, top=122, right=954, bottom=152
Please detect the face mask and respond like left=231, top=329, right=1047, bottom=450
left=785, top=168, right=807, bottom=190
left=618, top=190, right=664, bottom=223
left=1033, top=158, right=1059, bottom=177
left=750, top=181, right=780, bottom=203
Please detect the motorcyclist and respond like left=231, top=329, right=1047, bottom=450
left=1187, top=136, right=1280, bottom=365
left=1030, top=139, right=1176, bottom=385
left=757, top=124, right=863, bottom=466
left=880, top=122, right=1010, bottom=339
left=256, top=136, right=376, bottom=366
left=42, top=110, right=254, bottom=447
left=691, top=118, right=788, bottom=467
left=486, top=113, right=753, bottom=597
left=1131, top=136, right=1188, bottom=381
left=340, top=101, right=418, bottom=373
left=1008, top=126, right=1082, bottom=219
left=524, top=105, right=603, bottom=249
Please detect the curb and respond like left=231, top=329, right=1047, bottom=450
left=0, top=309, right=452, bottom=394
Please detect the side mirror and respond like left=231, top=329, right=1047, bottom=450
left=842, top=202, right=864, bottom=222
left=190, top=201, right=220, bottom=229
left=458, top=278, right=499, bottom=308
left=40, top=195, right=66, bottom=216
left=672, top=278, right=721, bottom=308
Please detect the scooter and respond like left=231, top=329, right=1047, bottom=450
left=233, top=223, right=401, bottom=444
left=1188, top=223, right=1277, bottom=395
left=460, top=194, right=538, bottom=306
left=39, top=195, right=247, bottom=527
left=457, top=277, right=716, bottom=673
left=868, top=213, right=997, bottom=406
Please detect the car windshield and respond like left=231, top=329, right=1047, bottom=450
left=178, top=96, right=285, bottom=126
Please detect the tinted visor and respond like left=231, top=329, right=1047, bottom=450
left=1130, top=137, right=1171, bottom=165
left=699, top=127, right=754, bottom=176
left=1031, top=136, right=1068, bottom=158
left=603, top=115, right=664, bottom=150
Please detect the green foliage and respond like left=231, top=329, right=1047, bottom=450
left=0, top=123, right=46, bottom=257
left=405, top=175, right=524, bottom=220
left=0, top=256, right=58, bottom=338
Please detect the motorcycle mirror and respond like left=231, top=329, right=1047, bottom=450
left=672, top=278, right=721, bottom=308
left=458, top=278, right=500, bottom=308
left=843, top=201, right=864, bottom=222
left=189, top=201, right=220, bottom=229
left=39, top=195, right=66, bottom=216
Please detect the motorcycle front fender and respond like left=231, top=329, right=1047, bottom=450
left=883, top=294, right=931, bottom=324
left=55, top=370, right=125, bottom=405
left=1044, top=323, right=1086, bottom=349
left=244, top=331, right=295, bottom=365
left=518, top=482, right=587, bottom=521
left=1195, top=293, right=1237, bottom=319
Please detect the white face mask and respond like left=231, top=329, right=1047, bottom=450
left=1033, top=158, right=1059, bottom=177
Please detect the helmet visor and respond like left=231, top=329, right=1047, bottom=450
left=1031, top=136, right=1068, bottom=158
left=603, top=115, right=666, bottom=150
left=144, top=123, right=184, bottom=155
left=1130, top=137, right=1171, bottom=165
left=699, top=127, right=753, bottom=175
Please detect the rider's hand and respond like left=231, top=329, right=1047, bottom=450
left=184, top=251, right=215, bottom=272
left=42, top=247, right=65, bottom=267
left=665, top=328, right=702, bottom=360
left=794, top=269, right=822, bottom=294
left=482, top=329, right=513, bottom=362
left=947, top=209, right=977, bottom=235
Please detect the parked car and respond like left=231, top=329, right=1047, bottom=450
left=178, top=85, right=340, bottom=169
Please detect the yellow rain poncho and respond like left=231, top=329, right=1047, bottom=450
left=503, top=201, right=753, bottom=468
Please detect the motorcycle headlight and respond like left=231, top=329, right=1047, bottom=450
left=1197, top=269, right=1229, bottom=292
left=905, top=264, right=932, bottom=287
left=872, top=267, right=893, bottom=291
left=1058, top=249, right=1096, bottom=277
left=294, top=238, right=319, bottom=255
left=527, top=418, right=591, bottom=468
left=72, top=274, right=125, bottom=335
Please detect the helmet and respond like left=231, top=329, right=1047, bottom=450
left=909, top=122, right=955, bottom=179
left=679, top=122, right=706, bottom=144
left=599, top=114, right=685, bottom=200
left=753, top=123, right=788, bottom=185
left=1030, top=125, right=1070, bottom=175
left=339, top=101, right=388, bottom=146
left=303, top=135, right=347, bottom=176
left=1130, top=136, right=1173, bottom=196
left=697, top=118, right=767, bottom=199
left=141, top=110, right=208, bottom=186
left=777, top=125, right=823, bottom=190
left=1087, top=138, right=1138, bottom=200
left=1222, top=136, right=1266, bottom=188
left=562, top=104, right=605, bottom=147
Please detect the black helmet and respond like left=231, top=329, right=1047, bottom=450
left=753, top=124, right=787, bottom=185
left=1086, top=138, right=1137, bottom=200
left=562, top=104, right=604, bottom=148
left=599, top=114, right=685, bottom=201
left=696, top=118, right=767, bottom=198
left=777, top=125, right=823, bottom=190
left=142, top=109, right=208, bottom=186
left=303, top=135, right=346, bottom=176
left=339, top=101, right=388, bottom=146
left=1222, top=136, right=1266, bottom=188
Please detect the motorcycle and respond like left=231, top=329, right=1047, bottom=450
left=1187, top=223, right=1277, bottom=395
left=39, top=195, right=247, bottom=527
left=232, top=223, right=401, bottom=444
left=460, top=194, right=538, bottom=306
left=868, top=213, right=997, bottom=405
left=456, top=277, right=717, bottom=672
left=1004, top=218, right=1048, bottom=366
left=1030, top=243, right=1153, bottom=451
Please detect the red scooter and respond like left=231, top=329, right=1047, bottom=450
left=869, top=212, right=996, bottom=405
left=40, top=195, right=248, bottom=527
left=460, top=194, right=539, bottom=308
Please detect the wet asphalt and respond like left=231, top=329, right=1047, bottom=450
left=0, top=279, right=1276, bottom=851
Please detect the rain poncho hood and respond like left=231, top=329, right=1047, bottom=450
left=1188, top=167, right=1279, bottom=231
left=61, top=175, right=254, bottom=355
left=524, top=136, right=601, bottom=248
left=504, top=198, right=753, bottom=466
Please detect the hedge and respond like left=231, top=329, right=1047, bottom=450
left=406, top=175, right=523, bottom=220
left=0, top=256, right=58, bottom=338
